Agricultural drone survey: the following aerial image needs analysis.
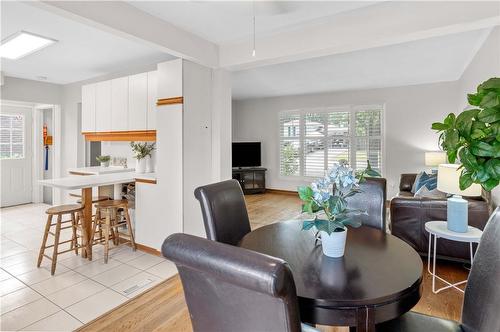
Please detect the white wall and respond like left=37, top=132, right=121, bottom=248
left=233, top=81, right=459, bottom=198
left=1, top=77, right=62, bottom=104
left=211, top=69, right=232, bottom=181
left=457, top=27, right=500, bottom=206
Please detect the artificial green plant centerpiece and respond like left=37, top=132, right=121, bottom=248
left=431, top=77, right=500, bottom=192
left=298, top=160, right=368, bottom=257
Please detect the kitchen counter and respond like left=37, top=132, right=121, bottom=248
left=39, top=172, right=157, bottom=190
left=68, top=166, right=134, bottom=175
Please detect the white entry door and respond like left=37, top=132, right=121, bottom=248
left=1, top=104, right=33, bottom=207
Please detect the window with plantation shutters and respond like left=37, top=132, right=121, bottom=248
left=279, top=106, right=383, bottom=178
left=0, top=114, right=25, bottom=160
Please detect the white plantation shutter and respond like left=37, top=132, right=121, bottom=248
left=279, top=112, right=301, bottom=176
left=353, top=108, right=383, bottom=172
left=279, top=105, right=383, bottom=178
left=0, top=114, right=25, bottom=159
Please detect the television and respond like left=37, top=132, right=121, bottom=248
left=232, top=142, right=261, bottom=168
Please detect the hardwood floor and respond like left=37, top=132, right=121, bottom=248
left=79, top=192, right=468, bottom=332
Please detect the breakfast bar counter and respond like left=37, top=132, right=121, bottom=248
left=39, top=172, right=157, bottom=259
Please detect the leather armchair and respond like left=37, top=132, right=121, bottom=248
left=346, top=177, right=387, bottom=231
left=194, top=179, right=251, bottom=245
left=162, top=233, right=303, bottom=332
left=377, top=207, right=500, bottom=332
left=390, top=174, right=490, bottom=262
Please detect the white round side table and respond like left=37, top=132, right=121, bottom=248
left=425, top=221, right=483, bottom=294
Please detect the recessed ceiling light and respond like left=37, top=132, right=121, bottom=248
left=0, top=31, right=57, bottom=60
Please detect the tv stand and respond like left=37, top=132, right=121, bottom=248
left=232, top=167, right=267, bottom=194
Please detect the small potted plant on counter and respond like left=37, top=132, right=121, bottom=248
left=299, top=160, right=366, bottom=258
left=96, top=155, right=111, bottom=167
left=130, top=142, right=156, bottom=174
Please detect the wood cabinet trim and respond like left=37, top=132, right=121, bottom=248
left=156, top=97, right=183, bottom=106
left=135, top=178, right=157, bottom=185
left=82, top=130, right=156, bottom=142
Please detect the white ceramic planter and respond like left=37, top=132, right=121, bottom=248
left=319, top=229, right=347, bottom=258
left=145, top=156, right=153, bottom=173
left=135, top=158, right=146, bottom=174
left=100, top=161, right=109, bottom=167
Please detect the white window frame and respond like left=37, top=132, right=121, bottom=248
left=278, top=104, right=385, bottom=180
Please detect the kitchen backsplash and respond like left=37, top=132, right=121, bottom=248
left=100, top=141, right=156, bottom=171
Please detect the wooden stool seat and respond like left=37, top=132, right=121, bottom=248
left=39, top=204, right=85, bottom=275
left=76, top=196, right=110, bottom=204
left=95, top=199, right=128, bottom=209
left=93, top=199, right=136, bottom=263
left=46, top=204, right=83, bottom=215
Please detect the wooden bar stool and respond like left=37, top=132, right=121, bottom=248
left=93, top=199, right=136, bottom=263
left=75, top=196, right=110, bottom=204
left=38, top=204, right=85, bottom=275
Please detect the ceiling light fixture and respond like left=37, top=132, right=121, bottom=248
left=252, top=1, right=256, bottom=57
left=0, top=31, right=57, bottom=60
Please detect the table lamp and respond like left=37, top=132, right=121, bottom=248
left=425, top=152, right=447, bottom=172
left=437, top=164, right=482, bottom=232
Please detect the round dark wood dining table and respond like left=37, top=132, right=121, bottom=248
left=239, top=220, right=423, bottom=332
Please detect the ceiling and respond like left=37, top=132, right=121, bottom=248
left=1, top=0, right=498, bottom=100
left=128, top=1, right=378, bottom=44
left=0, top=1, right=174, bottom=84
left=231, top=28, right=491, bottom=100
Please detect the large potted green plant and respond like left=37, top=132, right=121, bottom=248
left=431, top=77, right=500, bottom=192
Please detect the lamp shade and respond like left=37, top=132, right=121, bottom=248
left=437, top=164, right=481, bottom=196
left=425, top=151, right=447, bottom=166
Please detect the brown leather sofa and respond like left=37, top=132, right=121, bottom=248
left=390, top=174, right=490, bottom=263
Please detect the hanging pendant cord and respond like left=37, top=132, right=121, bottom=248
left=252, top=1, right=256, bottom=57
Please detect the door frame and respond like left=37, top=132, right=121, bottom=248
left=33, top=104, right=62, bottom=204
left=0, top=100, right=61, bottom=204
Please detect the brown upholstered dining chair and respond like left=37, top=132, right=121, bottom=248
left=162, top=233, right=319, bottom=332
left=346, top=177, right=387, bottom=231
left=376, top=207, right=500, bottom=332
left=194, top=179, right=251, bottom=245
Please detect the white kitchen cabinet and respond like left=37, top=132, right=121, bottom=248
left=128, top=73, right=148, bottom=131
left=135, top=182, right=182, bottom=250
left=111, top=76, right=128, bottom=131
left=81, top=84, right=96, bottom=132
left=157, top=59, right=182, bottom=100
left=147, top=71, right=157, bottom=130
left=95, top=80, right=111, bottom=132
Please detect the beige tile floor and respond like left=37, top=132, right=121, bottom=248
left=0, top=203, right=177, bottom=331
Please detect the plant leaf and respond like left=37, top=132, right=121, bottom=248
left=482, top=178, right=499, bottom=191
left=443, top=113, right=456, bottom=127
left=458, top=147, right=478, bottom=171
left=480, top=77, right=500, bottom=91
left=447, top=149, right=457, bottom=163
left=479, top=92, right=500, bottom=109
left=470, top=141, right=499, bottom=157
left=485, top=159, right=500, bottom=179
left=455, top=109, right=480, bottom=137
left=477, top=107, right=500, bottom=124
left=468, top=92, right=485, bottom=106
left=431, top=122, right=449, bottom=131
left=459, top=172, right=473, bottom=191
left=298, top=186, right=313, bottom=201
left=302, top=220, right=315, bottom=231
